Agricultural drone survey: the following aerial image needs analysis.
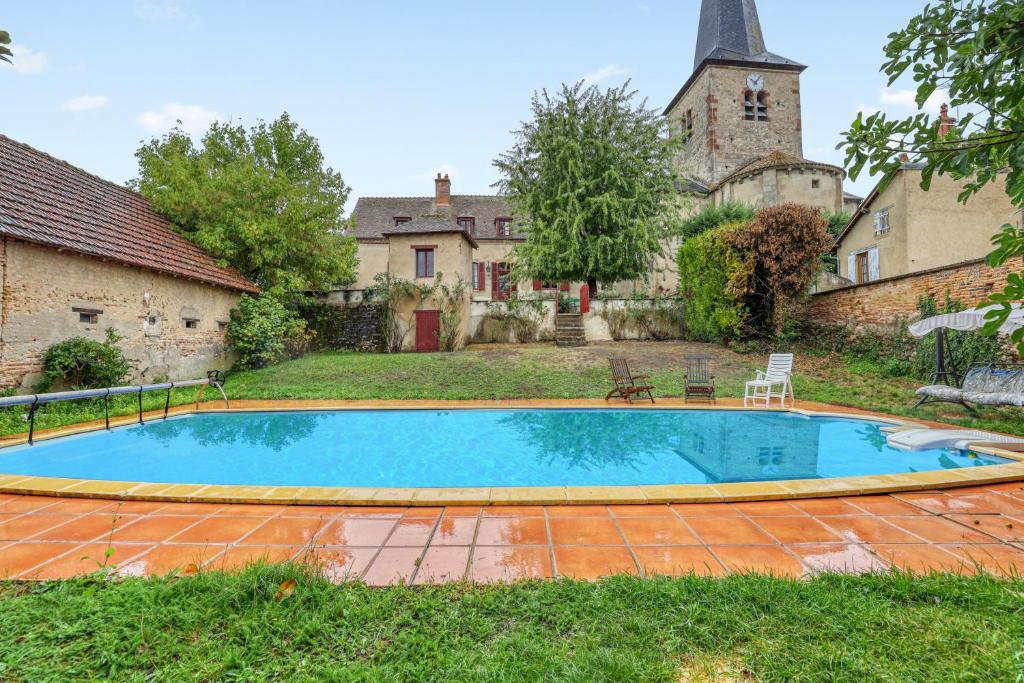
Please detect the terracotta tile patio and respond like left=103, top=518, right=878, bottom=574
left=1, top=483, right=1023, bottom=584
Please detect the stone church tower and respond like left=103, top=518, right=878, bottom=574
left=665, top=0, right=854, bottom=213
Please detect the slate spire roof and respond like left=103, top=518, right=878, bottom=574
left=692, top=0, right=804, bottom=72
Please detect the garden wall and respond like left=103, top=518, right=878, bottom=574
left=806, top=257, right=1017, bottom=328
left=303, top=295, right=384, bottom=352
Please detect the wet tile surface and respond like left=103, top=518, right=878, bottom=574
left=3, top=484, right=1024, bottom=582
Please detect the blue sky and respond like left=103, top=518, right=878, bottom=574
left=3, top=1, right=944, bottom=211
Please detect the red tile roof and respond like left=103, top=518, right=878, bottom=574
left=0, top=135, right=258, bottom=293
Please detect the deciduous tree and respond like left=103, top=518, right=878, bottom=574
left=133, top=112, right=358, bottom=293
left=494, top=82, right=683, bottom=291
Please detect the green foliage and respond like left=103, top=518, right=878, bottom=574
left=495, top=81, right=685, bottom=285
left=39, top=329, right=132, bottom=390
left=227, top=293, right=310, bottom=369
left=433, top=275, right=469, bottom=352
left=598, top=293, right=685, bottom=341
left=676, top=223, right=750, bottom=341
left=132, top=112, right=358, bottom=292
left=477, top=295, right=548, bottom=343
left=677, top=205, right=830, bottom=341
left=677, top=201, right=755, bottom=241
left=365, top=273, right=437, bottom=352
left=837, top=0, right=1024, bottom=349
left=821, top=211, right=852, bottom=273
left=0, top=30, right=12, bottom=65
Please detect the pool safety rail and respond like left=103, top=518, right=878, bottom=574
left=0, top=370, right=229, bottom=444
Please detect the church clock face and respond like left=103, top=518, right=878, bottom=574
left=747, top=73, right=764, bottom=92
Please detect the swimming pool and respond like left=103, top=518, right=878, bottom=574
left=0, top=409, right=1010, bottom=488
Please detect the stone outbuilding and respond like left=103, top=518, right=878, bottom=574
left=0, top=134, right=258, bottom=389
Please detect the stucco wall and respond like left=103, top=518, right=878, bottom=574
left=385, top=233, right=473, bottom=350
left=353, top=240, right=389, bottom=289
left=0, top=239, right=241, bottom=389
left=717, top=167, right=842, bottom=212
left=838, top=171, right=1019, bottom=282
left=838, top=174, right=909, bottom=283
left=667, top=65, right=803, bottom=186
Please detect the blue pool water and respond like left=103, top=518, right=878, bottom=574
left=0, top=410, right=1009, bottom=488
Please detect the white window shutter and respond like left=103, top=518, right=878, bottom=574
left=846, top=254, right=856, bottom=280
left=867, top=248, right=880, bottom=281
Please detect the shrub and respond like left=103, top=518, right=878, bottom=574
left=678, top=201, right=755, bottom=241
left=227, top=293, right=311, bottom=369
left=729, top=203, right=831, bottom=338
left=434, top=276, right=469, bottom=352
left=40, top=328, right=132, bottom=390
left=598, top=293, right=685, bottom=341
left=475, top=295, right=548, bottom=343
left=676, top=222, right=751, bottom=341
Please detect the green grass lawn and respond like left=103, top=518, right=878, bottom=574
left=6, top=341, right=1024, bottom=437
left=1, top=565, right=1021, bottom=681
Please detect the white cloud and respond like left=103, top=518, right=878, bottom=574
left=581, top=64, right=628, bottom=87
left=4, top=44, right=48, bottom=75
left=134, top=0, right=199, bottom=26
left=879, top=87, right=948, bottom=115
left=61, top=95, right=109, bottom=112
left=137, top=103, right=219, bottom=135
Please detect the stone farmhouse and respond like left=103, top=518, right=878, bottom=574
left=0, top=135, right=258, bottom=389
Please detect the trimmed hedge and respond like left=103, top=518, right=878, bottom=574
left=676, top=222, right=750, bottom=342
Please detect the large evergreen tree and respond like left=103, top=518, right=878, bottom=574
left=132, top=112, right=358, bottom=293
left=494, top=82, right=683, bottom=290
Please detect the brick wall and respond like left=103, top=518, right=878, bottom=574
left=0, top=238, right=243, bottom=389
left=806, top=257, right=1017, bottom=327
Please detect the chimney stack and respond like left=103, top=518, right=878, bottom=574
left=938, top=103, right=956, bottom=138
left=434, top=173, right=451, bottom=208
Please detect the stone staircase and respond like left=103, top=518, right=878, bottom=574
left=555, top=313, right=586, bottom=347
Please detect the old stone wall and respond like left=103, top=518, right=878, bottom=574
left=806, top=256, right=1017, bottom=328
left=0, top=239, right=242, bottom=389
left=303, top=301, right=384, bottom=352
left=667, top=65, right=803, bottom=186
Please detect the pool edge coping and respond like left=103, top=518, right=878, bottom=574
left=0, top=399, right=1022, bottom=506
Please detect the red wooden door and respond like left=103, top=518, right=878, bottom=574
left=414, top=310, right=440, bottom=352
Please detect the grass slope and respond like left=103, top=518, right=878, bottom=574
left=5, top=342, right=1024, bottom=437
left=1, top=565, right=1022, bottom=681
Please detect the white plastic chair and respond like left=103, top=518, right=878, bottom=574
left=744, top=353, right=794, bottom=407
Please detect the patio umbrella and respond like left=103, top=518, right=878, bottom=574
left=907, top=303, right=1024, bottom=386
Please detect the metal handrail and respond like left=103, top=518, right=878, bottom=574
left=0, top=371, right=228, bottom=444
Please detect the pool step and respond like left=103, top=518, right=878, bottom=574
left=555, top=313, right=587, bottom=347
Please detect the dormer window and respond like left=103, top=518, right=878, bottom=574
left=457, top=217, right=475, bottom=234
left=744, top=91, right=768, bottom=122
left=495, top=218, right=512, bottom=237
left=394, top=217, right=411, bottom=227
